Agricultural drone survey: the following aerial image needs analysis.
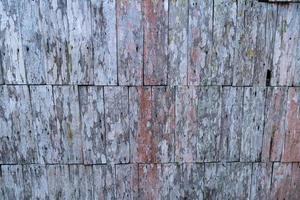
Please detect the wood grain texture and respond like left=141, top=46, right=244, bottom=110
left=1, top=165, right=24, bottom=200
left=92, top=0, right=117, bottom=85
left=79, top=86, right=106, bottom=164
left=251, top=163, right=272, bottom=200
left=181, top=163, right=204, bottom=199
left=117, top=0, right=143, bottom=86
left=143, top=0, right=168, bottom=85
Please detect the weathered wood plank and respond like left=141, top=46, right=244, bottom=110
left=47, top=165, right=70, bottom=199
left=8, top=85, right=37, bottom=163
left=67, top=0, right=93, bottom=84
left=241, top=87, right=266, bottom=162
left=282, top=87, right=300, bottom=161
left=0, top=0, right=26, bottom=84
left=211, top=0, right=236, bottom=85
left=197, top=86, right=221, bottom=162
left=129, top=86, right=175, bottom=163
left=1, top=165, right=24, bottom=200
left=0, top=86, right=16, bottom=164
left=115, top=164, right=139, bottom=199
left=79, top=86, right=106, bottom=164
left=30, top=85, right=60, bottom=164
left=220, top=86, right=243, bottom=161
left=168, top=0, right=188, bottom=85
left=139, top=163, right=181, bottom=199
left=175, top=86, right=198, bottom=162
left=188, top=0, right=213, bottom=85
left=204, top=163, right=227, bottom=199
left=19, top=0, right=46, bottom=84
left=40, top=0, right=70, bottom=84
left=104, top=86, right=129, bottom=163
left=53, top=86, right=82, bottom=163
left=181, top=163, right=204, bottom=199
left=262, top=87, right=288, bottom=162
left=22, top=164, right=49, bottom=200
left=272, top=4, right=300, bottom=86
left=93, top=164, right=115, bottom=200
left=251, top=163, right=272, bottom=200
left=92, top=0, right=117, bottom=85
left=143, top=0, right=168, bottom=85
left=271, top=163, right=292, bottom=200
left=289, top=163, right=300, bottom=200
left=117, top=0, right=143, bottom=86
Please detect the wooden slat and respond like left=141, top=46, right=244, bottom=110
left=220, top=86, right=243, bottom=161
left=104, top=86, right=129, bottom=163
left=271, top=4, right=300, bottom=86
left=117, top=0, right=143, bottom=86
left=211, top=0, right=236, bottom=85
left=1, top=165, right=24, bottom=200
left=143, top=0, right=168, bottom=85
left=175, top=86, right=198, bottom=162
left=8, top=85, right=37, bottom=163
left=168, top=0, right=188, bottom=85
left=271, top=163, right=292, bottom=199
left=30, top=85, right=60, bottom=164
left=53, top=86, right=82, bottom=163
left=79, top=86, right=106, bottom=164
left=47, top=165, right=70, bottom=199
left=181, top=163, right=204, bottom=199
left=67, top=0, right=93, bottom=84
left=188, top=0, right=213, bottom=85
left=262, top=87, right=288, bottom=162
left=241, top=87, right=266, bottom=162
left=92, top=164, right=115, bottom=200
left=22, top=164, right=49, bottom=200
left=289, top=163, right=300, bottom=199
left=251, top=163, right=272, bottom=200
left=0, top=0, right=26, bottom=84
left=204, top=163, right=227, bottom=199
left=197, top=86, right=221, bottom=162
left=115, top=164, right=139, bottom=199
left=39, top=0, right=70, bottom=84
left=92, top=0, right=117, bottom=85
left=19, top=0, right=46, bottom=84
left=138, top=163, right=181, bottom=199
left=282, top=87, right=300, bottom=161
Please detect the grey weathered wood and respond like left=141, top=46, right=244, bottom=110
left=104, top=87, right=129, bottom=163
left=92, top=164, right=115, bottom=200
left=39, top=0, right=70, bottom=84
left=92, top=0, right=117, bottom=85
left=220, top=87, right=243, bottom=161
left=271, top=4, right=300, bottom=86
left=129, top=86, right=175, bottom=163
left=0, top=0, right=26, bottom=84
left=79, top=86, right=106, bottom=164
left=289, top=163, right=300, bottom=200
left=22, top=164, right=49, bottom=200
left=19, top=0, right=46, bottom=84
left=0, top=86, right=16, bottom=164
left=262, top=87, right=287, bottom=162
left=188, top=0, right=213, bottom=85
left=53, top=86, right=82, bottom=163
left=241, top=87, right=266, bottom=162
left=117, top=0, right=143, bottom=86
left=139, top=163, right=181, bottom=199
left=1, top=165, right=24, bottom=200
left=211, top=0, right=236, bottom=85
left=115, top=164, right=139, bottom=199
left=181, top=163, right=204, bottom=199
left=143, top=0, right=168, bottom=85
left=282, top=87, right=300, bottom=161
left=30, top=85, right=60, bottom=164
left=8, top=85, right=37, bottom=163
left=168, top=0, right=188, bottom=85
left=175, top=86, right=198, bottom=162
left=197, top=86, right=221, bottom=162
left=271, top=163, right=292, bottom=200
left=204, top=163, right=227, bottom=199
left=251, top=163, right=272, bottom=200
left=47, top=165, right=70, bottom=199
left=67, top=0, right=93, bottom=84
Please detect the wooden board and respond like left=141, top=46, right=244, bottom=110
left=1, top=165, right=24, bottom=200
left=117, top=0, right=143, bottom=86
